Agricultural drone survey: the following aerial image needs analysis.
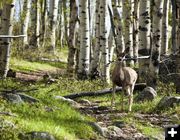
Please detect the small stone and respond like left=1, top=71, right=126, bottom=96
left=5, top=94, right=23, bottom=104
left=88, top=122, right=105, bottom=136
left=19, top=131, right=56, bottom=140
left=78, top=99, right=91, bottom=105
left=55, top=96, right=80, bottom=108
left=113, top=120, right=126, bottom=128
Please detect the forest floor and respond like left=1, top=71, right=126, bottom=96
left=0, top=57, right=179, bottom=140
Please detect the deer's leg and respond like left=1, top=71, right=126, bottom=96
left=121, top=89, right=124, bottom=111
left=111, top=84, right=116, bottom=108
left=128, top=84, right=134, bottom=112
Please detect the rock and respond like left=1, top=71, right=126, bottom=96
left=18, top=93, right=39, bottom=103
left=156, top=96, right=180, bottom=110
left=55, top=96, right=80, bottom=108
left=78, top=99, right=91, bottom=105
left=87, top=122, right=105, bottom=136
left=0, top=119, right=15, bottom=128
left=135, top=87, right=157, bottom=102
left=19, top=132, right=55, bottom=140
left=3, top=93, right=23, bottom=104
left=113, top=120, right=126, bottom=128
left=107, top=126, right=127, bottom=139
left=7, top=69, right=16, bottom=78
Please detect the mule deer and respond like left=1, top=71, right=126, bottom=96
left=111, top=48, right=137, bottom=112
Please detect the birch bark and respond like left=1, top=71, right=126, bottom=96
left=77, top=0, right=90, bottom=79
left=148, top=0, right=164, bottom=89
left=0, top=1, right=16, bottom=78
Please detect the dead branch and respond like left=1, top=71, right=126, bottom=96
left=0, top=35, right=26, bottom=38
left=64, top=83, right=146, bottom=99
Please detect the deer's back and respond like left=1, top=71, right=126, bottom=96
left=112, top=66, right=137, bottom=87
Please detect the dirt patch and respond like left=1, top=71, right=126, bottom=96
left=15, top=68, right=66, bottom=82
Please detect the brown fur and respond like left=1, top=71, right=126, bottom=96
left=111, top=55, right=138, bottom=112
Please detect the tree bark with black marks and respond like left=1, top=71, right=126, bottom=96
left=77, top=0, right=90, bottom=80
left=161, top=0, right=169, bottom=55
left=49, top=0, right=58, bottom=54
left=0, top=0, right=16, bottom=78
left=100, top=0, right=110, bottom=83
left=112, top=0, right=125, bottom=55
left=67, top=0, right=78, bottom=76
left=122, top=0, right=134, bottom=66
left=133, top=0, right=139, bottom=65
left=138, top=0, right=151, bottom=81
left=21, top=0, right=31, bottom=47
left=41, top=0, right=48, bottom=48
left=89, top=0, right=101, bottom=79
left=148, top=0, right=164, bottom=89
left=29, top=0, right=40, bottom=48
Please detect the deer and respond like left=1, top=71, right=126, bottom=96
left=111, top=47, right=138, bottom=112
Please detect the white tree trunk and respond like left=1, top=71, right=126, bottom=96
left=22, top=0, right=31, bottom=47
left=100, top=0, right=110, bottom=83
left=133, top=0, right=139, bottom=64
left=41, top=0, right=48, bottom=48
left=49, top=0, right=58, bottom=53
left=30, top=0, right=40, bottom=48
left=122, top=0, right=134, bottom=66
left=0, top=1, right=16, bottom=78
left=161, top=0, right=169, bottom=55
left=138, top=0, right=151, bottom=80
left=89, top=0, right=101, bottom=78
left=112, top=0, right=125, bottom=55
left=149, top=0, right=164, bottom=89
left=78, top=0, right=90, bottom=79
left=67, top=0, right=78, bottom=76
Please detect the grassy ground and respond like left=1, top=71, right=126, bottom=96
left=0, top=56, right=179, bottom=140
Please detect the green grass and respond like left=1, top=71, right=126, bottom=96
left=1, top=57, right=179, bottom=139
left=10, top=58, right=66, bottom=73
left=0, top=80, right=97, bottom=140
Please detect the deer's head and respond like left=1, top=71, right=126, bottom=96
left=117, top=47, right=129, bottom=62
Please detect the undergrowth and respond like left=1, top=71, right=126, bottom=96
left=0, top=58, right=179, bottom=140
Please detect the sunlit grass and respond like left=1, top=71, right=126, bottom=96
left=1, top=57, right=179, bottom=139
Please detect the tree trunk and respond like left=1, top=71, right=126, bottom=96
left=29, top=0, right=40, bottom=48
left=89, top=0, right=101, bottom=79
left=112, top=0, right=125, bottom=55
left=0, top=1, right=16, bottom=78
left=138, top=0, right=151, bottom=81
left=41, top=0, right=48, bottom=48
left=100, top=0, right=110, bottom=83
left=171, top=0, right=177, bottom=54
left=175, top=2, right=180, bottom=93
left=161, top=0, right=169, bottom=55
left=21, top=0, right=31, bottom=47
left=122, top=0, right=134, bottom=66
left=133, top=0, right=139, bottom=64
left=49, top=0, right=58, bottom=53
left=77, top=0, right=90, bottom=80
left=67, top=0, right=78, bottom=76
left=148, top=0, right=164, bottom=89
left=63, top=0, right=68, bottom=46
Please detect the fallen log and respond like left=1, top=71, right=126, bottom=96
left=64, top=83, right=146, bottom=99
